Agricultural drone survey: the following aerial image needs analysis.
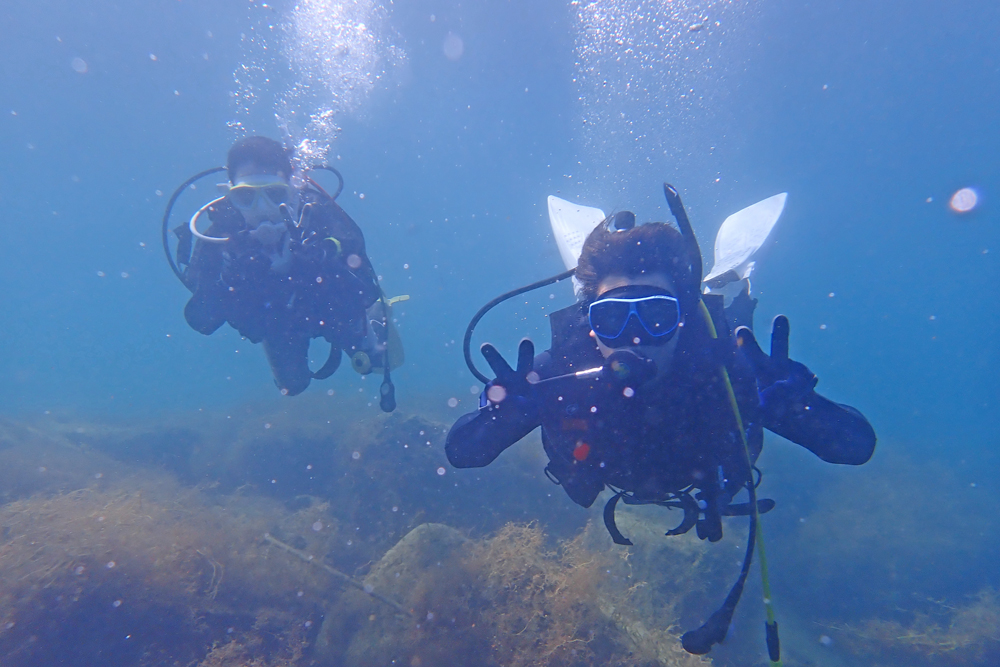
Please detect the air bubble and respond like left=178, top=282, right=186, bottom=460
left=443, top=32, right=464, bottom=60
left=486, top=385, right=507, bottom=403
left=950, top=187, right=978, bottom=213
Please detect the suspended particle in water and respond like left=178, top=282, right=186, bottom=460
left=443, top=32, right=464, bottom=61
left=469, top=385, right=479, bottom=395
left=486, top=385, right=506, bottom=403
left=326, top=389, right=334, bottom=396
left=112, top=600, right=122, bottom=608
left=97, top=271, right=105, bottom=277
left=312, top=521, right=323, bottom=531
left=819, top=635, right=833, bottom=646
left=347, top=254, right=362, bottom=269
left=447, top=397, right=458, bottom=408
left=106, top=561, right=116, bottom=569
left=950, top=187, right=978, bottom=213
left=436, top=467, right=446, bottom=476
left=71, top=57, right=88, bottom=73
left=149, top=53, right=158, bottom=61
left=352, top=451, right=360, bottom=460
left=623, top=386, right=635, bottom=398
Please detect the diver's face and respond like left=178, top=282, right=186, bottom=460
left=230, top=166, right=293, bottom=229
left=591, top=273, right=682, bottom=376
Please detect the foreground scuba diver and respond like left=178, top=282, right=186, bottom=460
left=446, top=185, right=876, bottom=661
left=167, top=136, right=401, bottom=409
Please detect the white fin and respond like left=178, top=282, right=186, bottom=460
left=703, top=193, right=787, bottom=289
left=547, top=195, right=606, bottom=271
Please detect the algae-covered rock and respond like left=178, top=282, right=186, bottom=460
left=0, top=409, right=722, bottom=666
left=316, top=522, right=481, bottom=667
left=0, top=471, right=327, bottom=666
left=317, top=520, right=710, bottom=667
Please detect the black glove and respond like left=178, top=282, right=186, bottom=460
left=480, top=338, right=536, bottom=406
left=735, top=316, right=817, bottom=408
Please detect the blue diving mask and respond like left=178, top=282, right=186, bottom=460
left=588, top=286, right=681, bottom=347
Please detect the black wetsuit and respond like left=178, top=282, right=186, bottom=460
left=182, top=192, right=381, bottom=395
left=446, top=299, right=876, bottom=538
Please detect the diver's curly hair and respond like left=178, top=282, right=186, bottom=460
left=227, top=136, right=294, bottom=183
left=575, top=221, right=692, bottom=304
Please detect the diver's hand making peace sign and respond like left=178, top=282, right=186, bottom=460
left=735, top=316, right=818, bottom=404
left=480, top=338, right=537, bottom=405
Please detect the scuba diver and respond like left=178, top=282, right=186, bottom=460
left=165, top=136, right=401, bottom=409
left=446, top=185, right=875, bottom=661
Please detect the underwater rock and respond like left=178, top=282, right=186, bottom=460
left=316, top=522, right=476, bottom=666
left=0, top=477, right=327, bottom=666
left=0, top=408, right=731, bottom=666
left=29, top=400, right=588, bottom=574
left=837, top=588, right=1000, bottom=666
left=318, top=519, right=711, bottom=667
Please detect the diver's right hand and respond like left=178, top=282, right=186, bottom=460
left=480, top=338, right=536, bottom=406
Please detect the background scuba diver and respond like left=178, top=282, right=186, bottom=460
left=446, top=189, right=876, bottom=656
left=177, top=136, right=396, bottom=405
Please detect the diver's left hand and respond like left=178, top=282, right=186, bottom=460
left=735, top=316, right=817, bottom=401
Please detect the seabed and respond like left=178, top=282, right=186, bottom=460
left=0, top=396, right=994, bottom=666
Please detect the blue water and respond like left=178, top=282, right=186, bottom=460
left=1, top=0, right=998, bottom=664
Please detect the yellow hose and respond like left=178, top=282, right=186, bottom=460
left=698, top=300, right=782, bottom=667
